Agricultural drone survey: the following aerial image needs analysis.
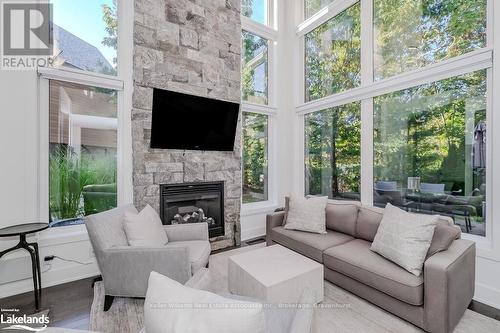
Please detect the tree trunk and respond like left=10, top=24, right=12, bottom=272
left=330, top=111, right=339, bottom=198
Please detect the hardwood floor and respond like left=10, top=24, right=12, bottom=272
left=0, top=276, right=97, bottom=330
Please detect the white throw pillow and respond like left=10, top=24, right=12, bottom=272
left=284, top=196, right=328, bottom=234
left=370, top=203, right=439, bottom=276
left=144, top=271, right=265, bottom=333
left=123, top=205, right=168, bottom=247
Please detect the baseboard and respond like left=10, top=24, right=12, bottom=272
left=241, top=226, right=265, bottom=242
left=0, top=262, right=100, bottom=299
left=473, top=282, right=500, bottom=310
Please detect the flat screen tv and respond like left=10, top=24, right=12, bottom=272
left=150, top=89, right=240, bottom=151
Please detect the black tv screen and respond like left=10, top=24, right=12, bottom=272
left=150, top=89, right=240, bottom=151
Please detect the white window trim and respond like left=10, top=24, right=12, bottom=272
left=297, top=0, right=358, bottom=37
left=242, top=16, right=278, bottom=41
left=241, top=0, right=279, bottom=211
left=298, top=48, right=493, bottom=114
left=296, top=0, right=497, bottom=255
left=36, top=0, right=134, bottom=241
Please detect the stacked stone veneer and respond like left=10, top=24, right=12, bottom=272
left=132, top=0, right=242, bottom=250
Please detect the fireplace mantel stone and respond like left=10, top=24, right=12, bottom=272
left=132, top=0, right=242, bottom=250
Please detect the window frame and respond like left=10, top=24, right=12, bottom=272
left=37, top=0, right=133, bottom=235
left=295, top=0, right=495, bottom=245
left=241, top=0, right=279, bottom=213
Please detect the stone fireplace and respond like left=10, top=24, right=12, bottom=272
left=132, top=0, right=242, bottom=250
left=160, top=181, right=225, bottom=238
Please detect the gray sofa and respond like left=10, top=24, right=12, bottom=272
left=85, top=204, right=210, bottom=311
left=266, top=200, right=476, bottom=333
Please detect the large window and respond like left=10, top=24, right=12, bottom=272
left=51, top=0, right=117, bottom=75
left=300, top=0, right=491, bottom=236
left=374, top=0, right=486, bottom=80
left=44, top=0, right=126, bottom=227
left=374, top=71, right=487, bottom=235
left=242, top=113, right=269, bottom=203
left=305, top=3, right=361, bottom=102
left=241, top=3, right=275, bottom=206
left=242, top=31, right=269, bottom=105
left=305, top=102, right=361, bottom=200
left=49, top=80, right=118, bottom=227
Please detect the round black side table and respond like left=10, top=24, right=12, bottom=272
left=0, top=223, right=49, bottom=310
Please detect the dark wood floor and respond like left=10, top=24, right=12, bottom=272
left=1, top=236, right=498, bottom=330
left=0, top=276, right=97, bottom=330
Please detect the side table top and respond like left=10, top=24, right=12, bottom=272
left=0, top=223, right=49, bottom=237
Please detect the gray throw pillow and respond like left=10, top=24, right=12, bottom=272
left=370, top=203, right=439, bottom=276
left=282, top=196, right=290, bottom=226
left=426, top=223, right=461, bottom=258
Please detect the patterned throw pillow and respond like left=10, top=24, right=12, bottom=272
left=370, top=203, right=439, bottom=276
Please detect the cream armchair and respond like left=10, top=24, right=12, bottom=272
left=85, top=204, right=210, bottom=311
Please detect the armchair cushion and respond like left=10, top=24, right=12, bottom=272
left=85, top=204, right=138, bottom=251
left=166, top=240, right=211, bottom=274
left=123, top=205, right=168, bottom=247
left=100, top=246, right=191, bottom=297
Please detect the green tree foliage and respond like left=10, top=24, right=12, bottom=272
left=305, top=3, right=361, bottom=102
left=304, top=0, right=487, bottom=204
left=102, top=0, right=118, bottom=65
left=374, top=0, right=486, bottom=80
left=241, top=0, right=254, bottom=18
left=242, top=113, right=268, bottom=203
left=242, top=30, right=268, bottom=104
left=374, top=71, right=486, bottom=192
left=305, top=103, right=361, bottom=198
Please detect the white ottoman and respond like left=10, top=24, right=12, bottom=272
left=228, top=244, right=323, bottom=304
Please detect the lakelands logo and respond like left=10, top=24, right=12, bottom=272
left=1, top=1, right=54, bottom=70
left=1, top=311, right=49, bottom=332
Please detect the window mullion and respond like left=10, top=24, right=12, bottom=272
left=360, top=0, right=374, bottom=205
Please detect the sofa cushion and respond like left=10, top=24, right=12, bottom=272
left=270, top=226, right=353, bottom=263
left=325, top=201, right=359, bottom=236
left=356, top=205, right=384, bottom=242
left=166, top=240, right=211, bottom=274
left=323, top=239, right=424, bottom=305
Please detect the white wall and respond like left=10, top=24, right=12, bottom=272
left=0, top=70, right=100, bottom=298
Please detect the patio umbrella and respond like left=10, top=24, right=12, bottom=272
left=473, top=121, right=486, bottom=169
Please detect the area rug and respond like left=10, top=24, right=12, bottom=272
left=90, top=244, right=500, bottom=333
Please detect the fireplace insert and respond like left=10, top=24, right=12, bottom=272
left=160, top=181, right=224, bottom=238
